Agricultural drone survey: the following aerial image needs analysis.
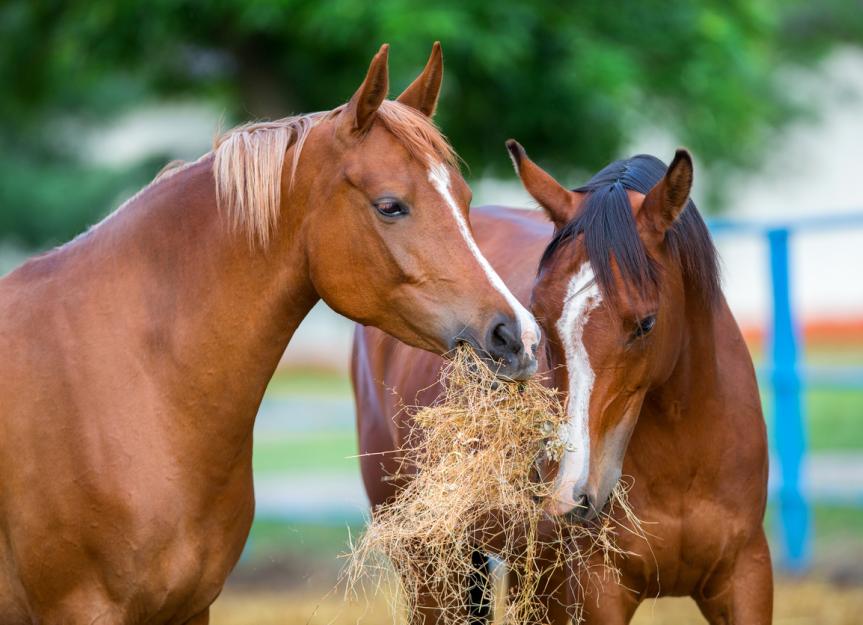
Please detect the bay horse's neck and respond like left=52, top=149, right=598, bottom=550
left=646, top=295, right=721, bottom=420
left=635, top=294, right=737, bottom=474
left=63, top=155, right=316, bottom=454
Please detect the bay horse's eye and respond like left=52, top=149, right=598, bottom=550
left=373, top=197, right=409, bottom=218
left=635, top=315, right=657, bottom=338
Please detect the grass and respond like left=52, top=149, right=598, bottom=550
left=255, top=371, right=863, bottom=478
left=755, top=344, right=863, bottom=449
left=759, top=388, right=863, bottom=451
left=253, top=388, right=863, bottom=458
left=802, top=390, right=863, bottom=451
left=246, top=504, right=863, bottom=564
left=265, top=369, right=352, bottom=397
left=246, top=520, right=364, bottom=561
left=765, top=504, right=863, bottom=556
left=253, top=430, right=358, bottom=474
left=808, top=505, right=863, bottom=537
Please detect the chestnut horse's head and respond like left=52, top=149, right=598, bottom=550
left=507, top=141, right=719, bottom=518
left=215, top=44, right=539, bottom=379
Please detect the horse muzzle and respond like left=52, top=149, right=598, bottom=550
left=545, top=470, right=620, bottom=523
left=451, top=313, right=539, bottom=381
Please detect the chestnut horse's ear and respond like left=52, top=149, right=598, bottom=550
left=396, top=41, right=443, bottom=117
left=641, top=149, right=694, bottom=238
left=344, top=44, right=390, bottom=134
left=506, top=139, right=580, bottom=229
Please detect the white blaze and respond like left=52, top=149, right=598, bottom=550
left=550, top=262, right=602, bottom=514
left=427, top=163, right=540, bottom=353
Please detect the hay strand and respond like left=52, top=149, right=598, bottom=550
left=347, top=346, right=644, bottom=624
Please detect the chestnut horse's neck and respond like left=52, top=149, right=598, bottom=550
left=40, top=155, right=316, bottom=454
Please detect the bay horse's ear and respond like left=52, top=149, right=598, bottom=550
left=506, top=139, right=580, bottom=229
left=641, top=149, right=693, bottom=238
left=396, top=41, right=443, bottom=117
left=344, top=44, right=390, bottom=135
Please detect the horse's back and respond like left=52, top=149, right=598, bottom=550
left=352, top=206, right=552, bottom=507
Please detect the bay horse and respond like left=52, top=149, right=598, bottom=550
left=352, top=146, right=771, bottom=623
left=0, top=44, right=539, bottom=625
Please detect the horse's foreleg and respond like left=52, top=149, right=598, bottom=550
left=407, top=564, right=473, bottom=625
left=573, top=580, right=639, bottom=625
left=695, top=528, right=773, bottom=625
left=404, top=549, right=491, bottom=625
left=467, top=550, right=492, bottom=625
left=409, top=579, right=456, bottom=625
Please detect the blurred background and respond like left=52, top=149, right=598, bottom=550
left=2, top=1, right=863, bottom=623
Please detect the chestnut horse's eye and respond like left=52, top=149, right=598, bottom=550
left=373, top=197, right=409, bottom=218
left=635, top=315, right=657, bottom=338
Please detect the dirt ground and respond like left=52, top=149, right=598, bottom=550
left=212, top=579, right=863, bottom=625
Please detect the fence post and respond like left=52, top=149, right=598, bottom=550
left=767, top=227, right=810, bottom=571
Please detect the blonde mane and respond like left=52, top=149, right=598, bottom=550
left=212, top=100, right=459, bottom=247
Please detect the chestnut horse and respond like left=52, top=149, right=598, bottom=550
left=0, top=44, right=539, bottom=625
left=353, top=147, right=771, bottom=623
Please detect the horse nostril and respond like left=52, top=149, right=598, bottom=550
left=490, top=321, right=522, bottom=356
left=478, top=316, right=536, bottom=380
left=564, top=494, right=592, bottom=523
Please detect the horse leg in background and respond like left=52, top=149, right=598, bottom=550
left=403, top=550, right=491, bottom=625
left=506, top=552, right=573, bottom=625
left=467, top=550, right=492, bottom=624
left=575, top=574, right=640, bottom=625
left=407, top=562, right=473, bottom=625
left=695, top=529, right=773, bottom=625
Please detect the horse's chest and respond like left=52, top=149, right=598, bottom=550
left=0, top=543, right=31, bottom=625
left=151, top=484, right=256, bottom=621
left=8, top=466, right=255, bottom=625
left=614, top=495, right=752, bottom=596
left=99, top=495, right=254, bottom=624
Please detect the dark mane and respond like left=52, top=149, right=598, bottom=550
left=539, top=154, right=720, bottom=309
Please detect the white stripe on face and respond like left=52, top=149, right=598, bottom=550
left=427, top=163, right=540, bottom=353
left=549, top=262, right=602, bottom=514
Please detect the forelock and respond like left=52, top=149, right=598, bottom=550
left=540, top=155, right=720, bottom=309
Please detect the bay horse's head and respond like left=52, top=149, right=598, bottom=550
left=215, top=44, right=539, bottom=379
left=507, top=141, right=719, bottom=518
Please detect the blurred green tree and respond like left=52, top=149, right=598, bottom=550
left=1, top=0, right=861, bottom=248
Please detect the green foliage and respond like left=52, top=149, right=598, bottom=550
left=1, top=0, right=862, bottom=247
left=0, top=150, right=161, bottom=248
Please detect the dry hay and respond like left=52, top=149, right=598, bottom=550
left=347, top=346, right=644, bottom=624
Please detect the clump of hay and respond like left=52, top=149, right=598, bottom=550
left=347, top=346, right=642, bottom=624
